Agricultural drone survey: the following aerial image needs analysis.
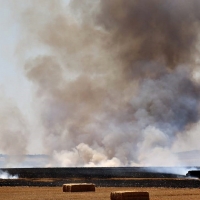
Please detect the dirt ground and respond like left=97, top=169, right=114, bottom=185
left=0, top=187, right=199, bottom=200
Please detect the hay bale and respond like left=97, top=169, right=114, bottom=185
left=63, top=183, right=95, bottom=192
left=110, top=191, right=149, bottom=200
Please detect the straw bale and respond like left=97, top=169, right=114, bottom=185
left=63, top=183, right=95, bottom=192
left=110, top=191, right=149, bottom=200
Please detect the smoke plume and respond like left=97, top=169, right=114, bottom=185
left=0, top=170, right=18, bottom=179
left=0, top=93, right=28, bottom=166
left=11, top=0, right=200, bottom=166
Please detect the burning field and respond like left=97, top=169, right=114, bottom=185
left=0, top=167, right=200, bottom=199
left=0, top=167, right=200, bottom=187
left=0, top=168, right=200, bottom=200
left=1, top=1, right=200, bottom=199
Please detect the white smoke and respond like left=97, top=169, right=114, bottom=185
left=0, top=170, right=18, bottom=179
left=48, top=143, right=122, bottom=167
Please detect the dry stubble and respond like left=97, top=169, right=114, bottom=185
left=0, top=187, right=199, bottom=200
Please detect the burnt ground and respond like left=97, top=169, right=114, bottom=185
left=0, top=178, right=200, bottom=188
left=187, top=170, right=200, bottom=178
left=0, top=167, right=200, bottom=188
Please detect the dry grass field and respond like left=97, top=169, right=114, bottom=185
left=0, top=187, right=199, bottom=200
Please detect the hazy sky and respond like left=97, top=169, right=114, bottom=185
left=0, top=0, right=70, bottom=155
left=0, top=1, right=45, bottom=154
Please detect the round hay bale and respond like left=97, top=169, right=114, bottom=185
left=110, top=191, right=149, bottom=200
left=63, top=183, right=95, bottom=192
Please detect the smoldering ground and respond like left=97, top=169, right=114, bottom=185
left=2, top=0, right=200, bottom=168
left=0, top=170, right=18, bottom=179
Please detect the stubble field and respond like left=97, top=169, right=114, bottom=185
left=0, top=186, right=200, bottom=200
left=1, top=168, right=200, bottom=199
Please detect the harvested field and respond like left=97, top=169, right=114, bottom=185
left=0, top=168, right=199, bottom=199
left=0, top=187, right=199, bottom=200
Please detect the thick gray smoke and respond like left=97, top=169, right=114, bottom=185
left=10, top=0, right=200, bottom=166
left=97, top=0, right=200, bottom=72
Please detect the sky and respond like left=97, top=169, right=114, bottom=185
left=0, top=0, right=200, bottom=168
